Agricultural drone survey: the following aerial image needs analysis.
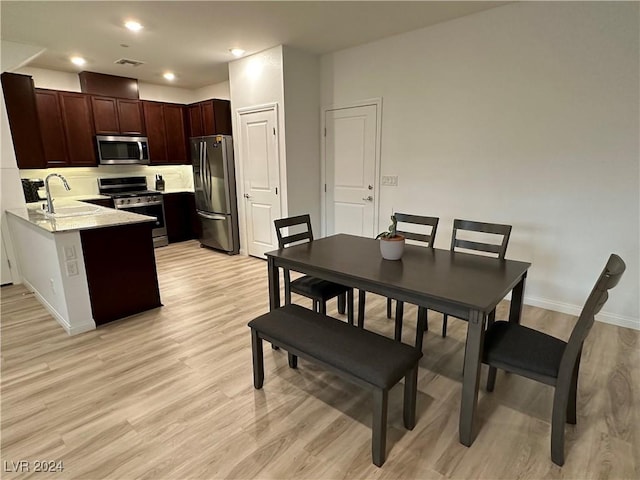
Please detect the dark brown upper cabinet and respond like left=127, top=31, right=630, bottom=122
left=34, top=89, right=96, bottom=167
left=1, top=73, right=46, bottom=169
left=35, top=89, right=68, bottom=166
left=91, top=96, right=145, bottom=135
left=187, top=99, right=231, bottom=137
left=142, top=101, right=188, bottom=165
left=58, top=92, right=97, bottom=166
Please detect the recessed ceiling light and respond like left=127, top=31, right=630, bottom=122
left=229, top=48, right=245, bottom=58
left=163, top=72, right=175, bottom=81
left=125, top=20, right=143, bottom=32
left=70, top=56, right=86, bottom=66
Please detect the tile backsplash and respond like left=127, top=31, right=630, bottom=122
left=19, top=164, right=194, bottom=198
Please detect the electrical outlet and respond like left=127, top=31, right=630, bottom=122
left=381, top=175, right=398, bottom=186
left=66, top=261, right=79, bottom=277
left=64, top=246, right=76, bottom=260
left=49, top=278, right=56, bottom=293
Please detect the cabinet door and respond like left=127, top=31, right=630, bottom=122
left=212, top=99, right=232, bottom=135
left=91, top=96, right=120, bottom=134
left=1, top=73, right=46, bottom=168
left=142, top=101, right=168, bottom=163
left=117, top=99, right=144, bottom=134
left=35, top=89, right=68, bottom=166
left=164, top=192, right=196, bottom=242
left=164, top=104, right=188, bottom=163
left=201, top=101, right=216, bottom=136
left=188, top=104, right=203, bottom=138
left=59, top=92, right=97, bottom=166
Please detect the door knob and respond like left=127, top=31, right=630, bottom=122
left=243, top=193, right=251, bottom=199
left=362, top=196, right=373, bottom=201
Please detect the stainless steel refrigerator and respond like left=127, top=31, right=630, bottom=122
left=191, top=135, right=240, bottom=254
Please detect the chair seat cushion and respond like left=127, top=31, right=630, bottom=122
left=483, top=321, right=567, bottom=379
left=290, top=275, right=350, bottom=300
left=249, top=304, right=422, bottom=389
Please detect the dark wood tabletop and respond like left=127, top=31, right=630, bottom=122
left=265, top=234, right=530, bottom=318
left=265, top=233, right=531, bottom=448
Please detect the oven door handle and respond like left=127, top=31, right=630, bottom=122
left=137, top=141, right=144, bottom=161
left=197, top=212, right=227, bottom=221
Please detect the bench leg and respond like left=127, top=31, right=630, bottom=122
left=403, top=364, right=419, bottom=430
left=251, top=329, right=264, bottom=389
left=372, top=388, right=388, bottom=467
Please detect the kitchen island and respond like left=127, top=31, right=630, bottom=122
left=6, top=201, right=162, bottom=334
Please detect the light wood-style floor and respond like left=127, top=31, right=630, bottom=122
left=1, top=240, right=638, bottom=479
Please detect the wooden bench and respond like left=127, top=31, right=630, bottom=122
left=248, top=304, right=423, bottom=467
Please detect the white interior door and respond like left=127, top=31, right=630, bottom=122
left=324, top=103, right=379, bottom=237
left=238, top=105, right=281, bottom=258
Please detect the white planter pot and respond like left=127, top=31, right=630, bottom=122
left=379, top=236, right=405, bottom=260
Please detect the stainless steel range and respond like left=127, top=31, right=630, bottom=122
left=98, top=176, right=168, bottom=247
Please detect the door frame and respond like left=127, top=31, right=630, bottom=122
left=235, top=102, right=281, bottom=257
left=320, top=98, right=382, bottom=237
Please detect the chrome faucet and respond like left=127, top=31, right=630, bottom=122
left=44, top=173, right=71, bottom=214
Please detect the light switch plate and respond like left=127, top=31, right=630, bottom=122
left=381, top=175, right=398, bottom=186
left=64, top=246, right=76, bottom=260
left=66, top=261, right=79, bottom=277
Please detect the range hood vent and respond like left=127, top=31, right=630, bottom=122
left=114, top=58, right=145, bottom=67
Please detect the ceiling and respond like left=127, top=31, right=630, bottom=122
left=1, top=1, right=506, bottom=89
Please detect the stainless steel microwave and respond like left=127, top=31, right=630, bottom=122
left=96, top=135, right=150, bottom=165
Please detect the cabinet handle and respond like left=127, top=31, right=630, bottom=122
left=362, top=196, right=373, bottom=201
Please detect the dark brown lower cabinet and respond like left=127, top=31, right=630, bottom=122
left=163, top=192, right=198, bottom=243
left=80, top=222, right=161, bottom=325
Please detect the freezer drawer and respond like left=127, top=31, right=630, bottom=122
left=197, top=211, right=238, bottom=254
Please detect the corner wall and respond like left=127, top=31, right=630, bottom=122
left=320, top=2, right=639, bottom=327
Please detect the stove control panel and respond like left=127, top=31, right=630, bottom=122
left=114, top=194, right=163, bottom=208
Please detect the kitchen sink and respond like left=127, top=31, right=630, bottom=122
left=43, top=205, right=103, bottom=218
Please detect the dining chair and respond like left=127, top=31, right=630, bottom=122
left=359, top=213, right=438, bottom=349
left=274, top=214, right=354, bottom=324
left=441, top=219, right=512, bottom=337
left=482, top=253, right=625, bottom=466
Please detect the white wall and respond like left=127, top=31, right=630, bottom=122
left=229, top=46, right=287, bottom=254
left=193, top=81, right=230, bottom=102
left=320, top=2, right=639, bottom=327
left=7, top=215, right=95, bottom=335
left=282, top=46, right=322, bottom=233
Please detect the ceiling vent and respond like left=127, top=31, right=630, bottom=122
left=114, top=58, right=145, bottom=67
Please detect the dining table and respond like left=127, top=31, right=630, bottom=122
left=265, top=233, right=531, bottom=447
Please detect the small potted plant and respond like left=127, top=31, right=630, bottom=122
left=376, top=215, right=405, bottom=260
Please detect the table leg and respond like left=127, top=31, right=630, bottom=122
left=460, top=309, right=486, bottom=446
left=358, top=290, right=366, bottom=329
left=509, top=271, right=527, bottom=324
left=268, top=256, right=280, bottom=311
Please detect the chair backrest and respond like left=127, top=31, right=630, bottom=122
left=274, top=214, right=313, bottom=248
left=450, top=219, right=512, bottom=259
left=394, top=213, right=439, bottom=247
left=558, top=254, right=626, bottom=380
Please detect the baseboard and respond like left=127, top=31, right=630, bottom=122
left=525, top=295, right=639, bottom=331
left=22, top=279, right=96, bottom=335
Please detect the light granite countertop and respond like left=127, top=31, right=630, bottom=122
left=6, top=200, right=156, bottom=233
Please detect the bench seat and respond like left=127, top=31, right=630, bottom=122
left=248, top=304, right=423, bottom=466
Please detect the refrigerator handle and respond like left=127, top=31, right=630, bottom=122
left=197, top=211, right=227, bottom=221
left=202, top=140, right=211, bottom=202
left=200, top=140, right=206, bottom=198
